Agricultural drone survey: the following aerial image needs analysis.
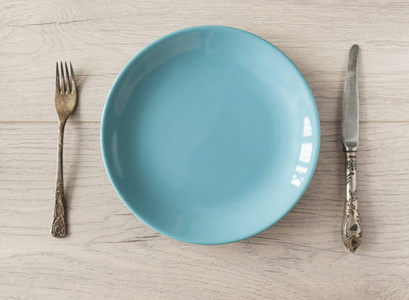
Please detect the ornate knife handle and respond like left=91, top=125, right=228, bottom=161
left=341, top=151, right=362, bottom=252
left=51, top=124, right=67, bottom=238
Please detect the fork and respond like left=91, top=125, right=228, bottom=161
left=52, top=62, right=78, bottom=238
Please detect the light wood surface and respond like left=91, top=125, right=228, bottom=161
left=1, top=1, right=409, bottom=299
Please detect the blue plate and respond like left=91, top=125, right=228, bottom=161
left=101, top=26, right=320, bottom=244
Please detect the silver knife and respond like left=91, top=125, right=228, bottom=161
left=341, top=44, right=362, bottom=252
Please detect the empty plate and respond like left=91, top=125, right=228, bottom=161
left=101, top=26, right=320, bottom=244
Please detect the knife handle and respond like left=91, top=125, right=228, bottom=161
left=341, top=151, right=362, bottom=252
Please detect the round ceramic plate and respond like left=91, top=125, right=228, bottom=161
left=101, top=26, right=320, bottom=244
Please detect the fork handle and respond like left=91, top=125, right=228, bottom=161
left=341, top=151, right=362, bottom=252
left=51, top=122, right=67, bottom=238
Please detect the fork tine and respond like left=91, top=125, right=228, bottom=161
left=64, top=62, right=71, bottom=94
left=69, top=62, right=76, bottom=93
left=62, top=61, right=70, bottom=94
left=56, top=62, right=60, bottom=94
left=59, top=62, right=66, bottom=94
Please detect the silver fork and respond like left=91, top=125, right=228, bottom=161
left=52, top=62, right=78, bottom=238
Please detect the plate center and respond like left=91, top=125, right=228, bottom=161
left=121, top=51, right=279, bottom=207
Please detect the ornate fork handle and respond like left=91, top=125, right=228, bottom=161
left=51, top=122, right=67, bottom=237
left=341, top=151, right=362, bottom=252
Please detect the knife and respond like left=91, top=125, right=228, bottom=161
left=341, top=44, right=362, bottom=252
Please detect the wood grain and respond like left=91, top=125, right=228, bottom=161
left=1, top=0, right=409, bottom=299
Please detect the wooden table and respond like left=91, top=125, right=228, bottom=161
left=1, top=1, right=409, bottom=299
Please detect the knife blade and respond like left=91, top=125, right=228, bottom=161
left=341, top=44, right=362, bottom=253
left=342, top=44, right=359, bottom=152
